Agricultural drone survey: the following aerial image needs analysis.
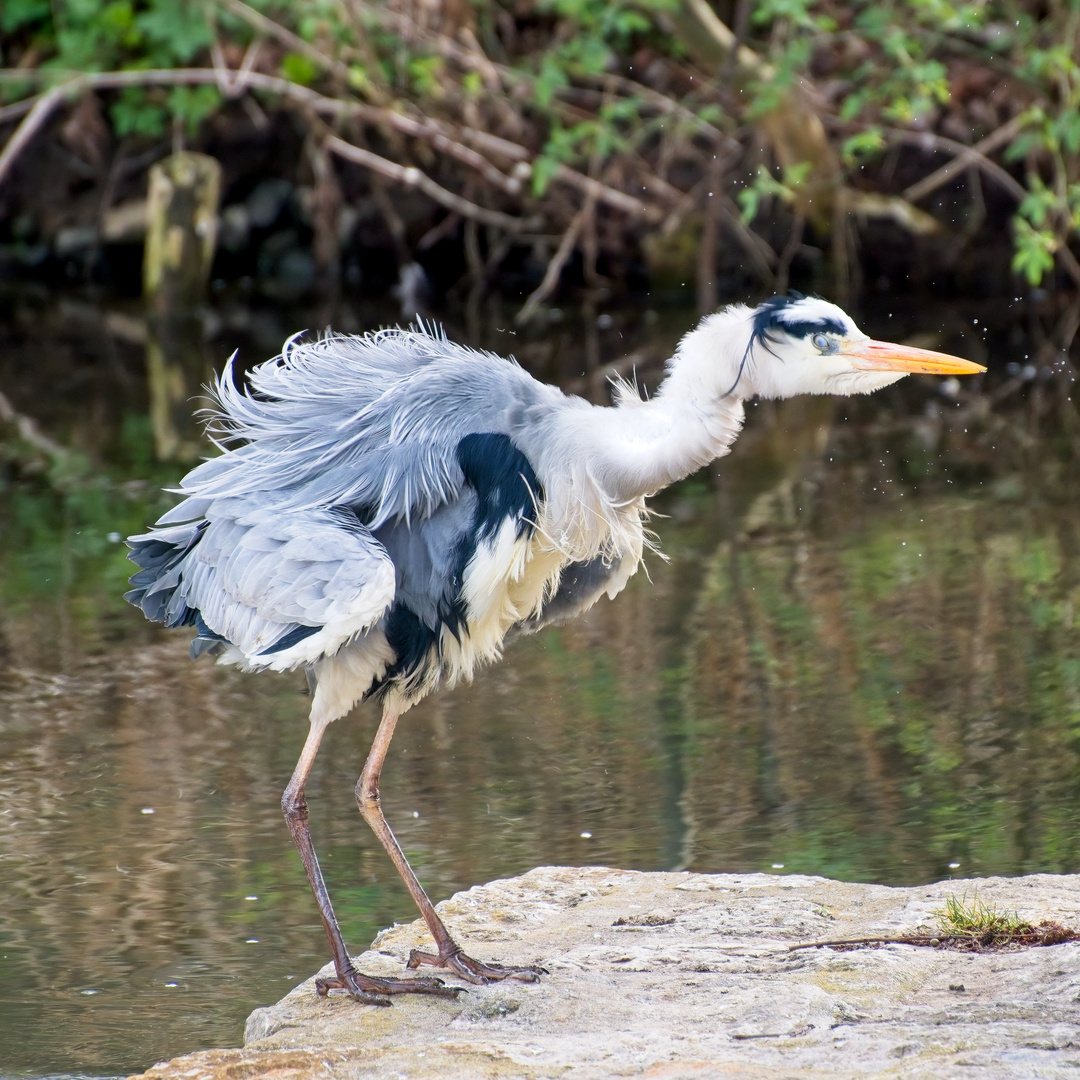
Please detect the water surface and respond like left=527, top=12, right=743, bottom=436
left=1, top=291, right=1078, bottom=1076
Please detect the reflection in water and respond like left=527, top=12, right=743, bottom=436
left=144, top=315, right=215, bottom=462
left=1, top=293, right=1079, bottom=1076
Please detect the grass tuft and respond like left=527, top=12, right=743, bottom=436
left=934, top=892, right=1031, bottom=937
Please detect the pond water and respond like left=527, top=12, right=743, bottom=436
left=1, top=289, right=1079, bottom=1077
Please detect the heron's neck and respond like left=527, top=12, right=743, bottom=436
left=571, top=313, right=752, bottom=501
left=581, top=378, right=746, bottom=502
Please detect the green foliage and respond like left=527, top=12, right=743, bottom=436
left=110, top=86, right=167, bottom=137
left=8, top=0, right=1080, bottom=285
left=841, top=128, right=885, bottom=165
left=2, top=0, right=52, bottom=34
left=280, top=52, right=318, bottom=87
left=738, top=162, right=812, bottom=223
left=407, top=54, right=444, bottom=98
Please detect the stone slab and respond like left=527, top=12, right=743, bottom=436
left=130, top=867, right=1080, bottom=1079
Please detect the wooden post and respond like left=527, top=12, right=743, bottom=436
left=143, top=152, right=221, bottom=313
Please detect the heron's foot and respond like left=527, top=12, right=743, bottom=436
left=407, top=946, right=546, bottom=985
left=316, top=964, right=466, bottom=1005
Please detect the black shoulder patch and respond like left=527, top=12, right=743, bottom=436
left=455, top=432, right=542, bottom=542
left=376, top=603, right=439, bottom=690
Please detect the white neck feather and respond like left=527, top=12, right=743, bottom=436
left=576, top=307, right=752, bottom=497
left=535, top=311, right=751, bottom=562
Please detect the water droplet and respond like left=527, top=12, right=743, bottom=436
left=580, top=831, right=592, bottom=839
left=141, top=808, right=155, bottom=815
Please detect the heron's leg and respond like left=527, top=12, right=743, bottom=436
left=356, top=704, right=544, bottom=985
left=282, top=717, right=463, bottom=1004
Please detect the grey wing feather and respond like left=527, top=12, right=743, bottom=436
left=158, top=328, right=567, bottom=529
left=134, top=497, right=396, bottom=664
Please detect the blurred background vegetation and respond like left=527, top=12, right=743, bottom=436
left=4, top=0, right=1080, bottom=312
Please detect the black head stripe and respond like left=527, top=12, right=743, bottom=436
left=752, top=294, right=847, bottom=344
left=723, top=294, right=847, bottom=397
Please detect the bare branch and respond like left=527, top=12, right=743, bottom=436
left=0, top=80, right=85, bottom=190
left=460, top=127, right=661, bottom=221
left=324, top=134, right=538, bottom=232
left=215, top=0, right=353, bottom=84
left=0, top=69, right=522, bottom=205
left=0, top=387, right=74, bottom=464
left=885, top=127, right=1027, bottom=203
left=902, top=115, right=1028, bottom=204
left=516, top=205, right=591, bottom=324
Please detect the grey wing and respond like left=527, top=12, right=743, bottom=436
left=127, top=496, right=396, bottom=669
left=510, top=553, right=632, bottom=640
left=154, top=328, right=567, bottom=530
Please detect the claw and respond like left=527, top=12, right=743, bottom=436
left=408, top=947, right=546, bottom=984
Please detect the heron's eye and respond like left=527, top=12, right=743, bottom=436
left=812, top=333, right=833, bottom=353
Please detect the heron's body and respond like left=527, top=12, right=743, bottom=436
left=127, top=296, right=983, bottom=1002
left=128, top=320, right=747, bottom=720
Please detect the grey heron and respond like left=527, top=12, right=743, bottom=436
left=126, top=294, right=984, bottom=1004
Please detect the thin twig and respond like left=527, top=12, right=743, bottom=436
left=459, top=126, right=662, bottom=220
left=788, top=936, right=923, bottom=951
left=902, top=115, right=1028, bottom=204
left=516, top=205, right=591, bottom=324
left=215, top=0, right=353, bottom=84
left=716, top=192, right=777, bottom=283
left=774, top=210, right=805, bottom=294
left=325, top=134, right=537, bottom=232
left=0, top=79, right=85, bottom=190
left=0, top=96, right=40, bottom=126
left=883, top=126, right=1027, bottom=203
left=0, top=388, right=74, bottom=463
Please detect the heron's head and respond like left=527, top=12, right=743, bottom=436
left=677, top=295, right=984, bottom=401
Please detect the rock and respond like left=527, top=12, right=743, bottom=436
left=129, top=868, right=1080, bottom=1079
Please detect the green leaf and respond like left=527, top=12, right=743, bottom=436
left=167, top=85, right=221, bottom=135
left=842, top=129, right=885, bottom=165
left=408, top=55, right=443, bottom=97
left=462, top=70, right=483, bottom=97
left=348, top=64, right=371, bottom=94
left=136, top=0, right=213, bottom=63
left=110, top=86, right=167, bottom=137
left=1012, top=218, right=1057, bottom=286
left=1018, top=179, right=1057, bottom=228
left=535, top=52, right=570, bottom=108
left=737, top=186, right=761, bottom=224
left=280, top=52, right=319, bottom=86
left=531, top=154, right=561, bottom=198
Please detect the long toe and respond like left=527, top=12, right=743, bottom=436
left=317, top=967, right=464, bottom=1002
left=371, top=974, right=465, bottom=999
left=316, top=974, right=391, bottom=1006
left=408, top=948, right=544, bottom=984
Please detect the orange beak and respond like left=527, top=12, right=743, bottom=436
left=840, top=339, right=986, bottom=376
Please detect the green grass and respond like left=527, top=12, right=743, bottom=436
left=932, top=892, right=1033, bottom=945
